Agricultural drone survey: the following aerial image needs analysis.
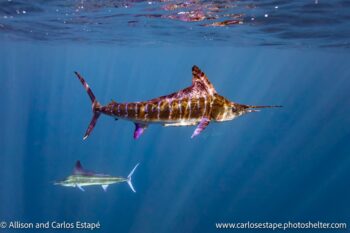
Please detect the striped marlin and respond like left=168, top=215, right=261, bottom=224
left=74, top=65, right=281, bottom=139
left=54, top=161, right=139, bottom=192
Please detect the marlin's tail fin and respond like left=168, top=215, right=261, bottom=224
left=74, top=72, right=102, bottom=140
left=126, top=163, right=139, bottom=193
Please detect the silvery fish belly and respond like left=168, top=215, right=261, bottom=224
left=74, top=65, right=281, bottom=140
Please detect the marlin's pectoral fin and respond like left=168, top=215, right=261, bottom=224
left=191, top=117, right=210, bottom=138
left=102, top=185, right=109, bottom=192
left=134, top=123, right=147, bottom=139
left=77, top=185, right=85, bottom=192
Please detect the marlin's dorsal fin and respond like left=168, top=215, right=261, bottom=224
left=74, top=160, right=85, bottom=175
left=192, top=65, right=217, bottom=96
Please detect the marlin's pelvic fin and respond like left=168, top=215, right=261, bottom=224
left=134, top=123, right=147, bottom=140
left=191, top=117, right=210, bottom=138
left=102, top=185, right=109, bottom=192
left=127, top=163, right=139, bottom=193
left=77, top=185, right=85, bottom=192
left=74, top=72, right=102, bottom=140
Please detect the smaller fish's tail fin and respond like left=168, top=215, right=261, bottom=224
left=126, top=163, right=139, bottom=193
left=74, top=72, right=102, bottom=140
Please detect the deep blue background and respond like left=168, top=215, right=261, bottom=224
left=0, top=43, right=349, bottom=232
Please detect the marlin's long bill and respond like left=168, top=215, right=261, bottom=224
left=74, top=66, right=282, bottom=140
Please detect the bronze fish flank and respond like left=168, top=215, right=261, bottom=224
left=74, top=65, right=281, bottom=139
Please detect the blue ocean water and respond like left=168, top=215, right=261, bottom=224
left=0, top=1, right=350, bottom=233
